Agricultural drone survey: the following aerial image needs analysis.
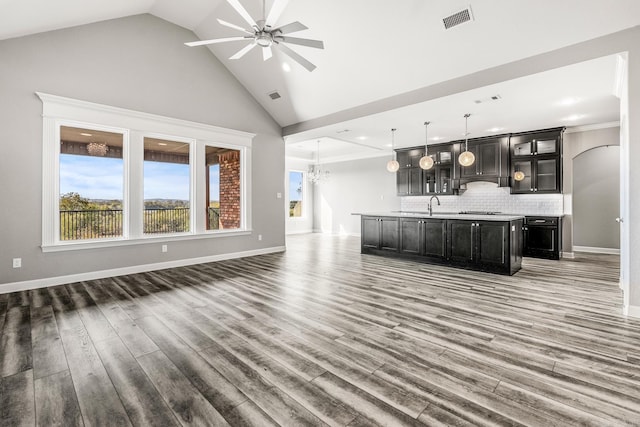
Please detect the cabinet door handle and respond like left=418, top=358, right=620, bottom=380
left=534, top=188, right=538, bottom=192
left=530, top=188, right=534, bottom=192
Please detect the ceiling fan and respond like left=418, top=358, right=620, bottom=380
left=185, top=0, right=324, bottom=72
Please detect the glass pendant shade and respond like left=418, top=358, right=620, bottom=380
left=458, top=113, right=475, bottom=167
left=419, top=155, right=434, bottom=169
left=419, top=121, right=434, bottom=170
left=458, top=150, right=475, bottom=167
left=513, top=170, right=525, bottom=181
left=386, top=159, right=400, bottom=172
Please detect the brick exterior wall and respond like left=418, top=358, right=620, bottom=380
left=219, top=151, right=241, bottom=229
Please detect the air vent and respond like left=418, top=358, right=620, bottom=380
left=443, top=6, right=474, bottom=29
left=268, top=91, right=281, bottom=100
left=474, top=94, right=502, bottom=104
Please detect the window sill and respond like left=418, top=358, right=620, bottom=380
left=41, top=229, right=252, bottom=252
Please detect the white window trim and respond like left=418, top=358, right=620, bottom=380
left=38, top=92, right=254, bottom=252
left=288, top=170, right=307, bottom=220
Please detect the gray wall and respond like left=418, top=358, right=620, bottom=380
left=573, top=145, right=620, bottom=249
left=313, top=156, right=399, bottom=235
left=562, top=126, right=620, bottom=253
left=0, top=14, right=284, bottom=285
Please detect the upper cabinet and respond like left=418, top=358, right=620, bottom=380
left=510, top=128, right=563, bottom=194
left=396, top=148, right=424, bottom=196
left=458, top=136, right=509, bottom=185
left=423, top=143, right=458, bottom=195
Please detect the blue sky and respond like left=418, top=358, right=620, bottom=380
left=289, top=171, right=303, bottom=201
left=60, top=155, right=220, bottom=201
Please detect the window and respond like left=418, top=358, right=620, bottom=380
left=143, top=137, right=192, bottom=235
left=39, top=92, right=253, bottom=250
left=59, top=125, right=126, bottom=241
left=289, top=171, right=304, bottom=218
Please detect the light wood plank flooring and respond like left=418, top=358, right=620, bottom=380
left=1, top=234, right=639, bottom=426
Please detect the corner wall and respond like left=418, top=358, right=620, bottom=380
left=0, top=14, right=284, bottom=288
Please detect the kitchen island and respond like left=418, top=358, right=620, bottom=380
left=355, top=212, right=524, bottom=275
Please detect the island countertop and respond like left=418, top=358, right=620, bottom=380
left=353, top=211, right=526, bottom=222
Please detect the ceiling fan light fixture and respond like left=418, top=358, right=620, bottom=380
left=256, top=32, right=272, bottom=47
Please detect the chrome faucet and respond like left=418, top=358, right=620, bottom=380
left=428, top=195, right=440, bottom=216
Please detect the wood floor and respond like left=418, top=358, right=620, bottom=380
left=1, top=234, right=639, bottom=426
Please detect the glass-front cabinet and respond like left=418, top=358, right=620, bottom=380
left=510, top=128, right=563, bottom=194
left=423, top=143, right=455, bottom=195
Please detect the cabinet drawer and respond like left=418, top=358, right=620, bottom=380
left=525, top=216, right=558, bottom=226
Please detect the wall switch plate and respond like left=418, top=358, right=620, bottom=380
left=258, top=234, right=262, bottom=241
left=161, top=244, right=168, bottom=253
left=12, top=258, right=21, bottom=268
left=276, top=192, right=282, bottom=199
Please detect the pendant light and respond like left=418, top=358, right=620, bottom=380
left=419, top=121, right=434, bottom=170
left=458, top=113, right=475, bottom=167
left=513, top=170, right=525, bottom=182
left=308, top=140, right=329, bottom=183
left=386, top=128, right=400, bottom=172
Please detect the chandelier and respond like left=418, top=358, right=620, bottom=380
left=87, top=142, right=108, bottom=157
left=308, top=140, right=329, bottom=184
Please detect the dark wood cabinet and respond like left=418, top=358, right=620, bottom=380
left=423, top=143, right=457, bottom=195
left=400, top=218, right=447, bottom=260
left=510, top=128, right=563, bottom=194
left=362, top=215, right=522, bottom=275
left=458, top=136, right=509, bottom=186
left=362, top=216, right=399, bottom=252
left=523, top=216, right=562, bottom=259
left=447, top=219, right=521, bottom=274
left=396, top=148, right=424, bottom=196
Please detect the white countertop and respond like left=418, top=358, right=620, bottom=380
left=353, top=211, right=526, bottom=221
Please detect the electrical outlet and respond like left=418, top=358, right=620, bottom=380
left=258, top=234, right=262, bottom=241
left=276, top=192, right=282, bottom=199
left=161, top=244, right=168, bottom=253
left=12, top=258, right=21, bottom=268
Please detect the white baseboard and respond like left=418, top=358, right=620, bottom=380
left=624, top=304, right=640, bottom=319
left=561, top=252, right=575, bottom=259
left=0, top=246, right=286, bottom=295
left=573, top=246, right=620, bottom=255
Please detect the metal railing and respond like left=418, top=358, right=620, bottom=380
left=60, top=207, right=222, bottom=240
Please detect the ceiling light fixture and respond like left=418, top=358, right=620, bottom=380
left=80, top=132, right=93, bottom=137
left=458, top=113, right=475, bottom=167
left=386, top=128, right=400, bottom=173
left=514, top=170, right=526, bottom=182
left=308, top=140, right=329, bottom=184
left=419, top=121, right=434, bottom=170
left=86, top=142, right=108, bottom=157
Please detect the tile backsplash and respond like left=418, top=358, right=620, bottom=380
left=400, top=181, right=564, bottom=215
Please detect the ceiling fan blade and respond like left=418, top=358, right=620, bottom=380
left=272, top=21, right=308, bottom=35
left=226, top=0, right=258, bottom=29
left=278, top=36, right=324, bottom=49
left=265, top=0, right=289, bottom=28
left=217, top=18, right=253, bottom=35
left=262, top=45, right=273, bottom=61
left=275, top=43, right=316, bottom=72
left=185, top=36, right=248, bottom=47
left=230, top=42, right=257, bottom=59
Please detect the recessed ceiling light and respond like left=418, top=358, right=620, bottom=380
left=431, top=136, right=443, bottom=141
left=558, top=97, right=581, bottom=106
left=356, top=136, right=367, bottom=140
left=563, top=114, right=586, bottom=121
left=158, top=142, right=168, bottom=146
left=385, top=143, right=393, bottom=147
left=80, top=133, right=92, bottom=137
left=282, top=63, right=291, bottom=72
left=487, top=127, right=504, bottom=132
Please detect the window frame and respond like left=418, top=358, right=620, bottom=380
left=39, top=92, right=254, bottom=252
left=288, top=170, right=307, bottom=220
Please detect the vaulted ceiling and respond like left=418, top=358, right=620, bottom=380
left=2, top=0, right=639, bottom=161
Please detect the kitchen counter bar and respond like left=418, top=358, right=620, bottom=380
left=355, top=212, right=524, bottom=275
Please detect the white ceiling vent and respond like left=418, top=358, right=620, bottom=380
left=474, top=94, right=502, bottom=104
left=443, top=6, right=474, bottom=30
left=268, top=91, right=282, bottom=100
